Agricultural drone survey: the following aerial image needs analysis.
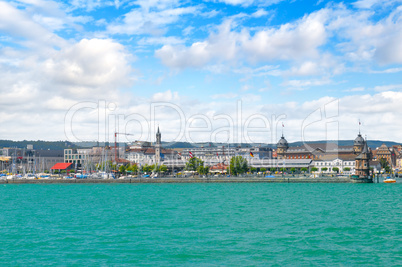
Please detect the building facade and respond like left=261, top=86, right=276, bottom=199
left=355, top=140, right=371, bottom=178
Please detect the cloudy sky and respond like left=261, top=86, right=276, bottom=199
left=0, top=0, right=401, bottom=144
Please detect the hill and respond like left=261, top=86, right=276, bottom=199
left=0, top=139, right=399, bottom=150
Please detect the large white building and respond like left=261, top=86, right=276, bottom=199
left=181, top=146, right=273, bottom=164
left=312, top=156, right=356, bottom=174
left=125, top=129, right=179, bottom=166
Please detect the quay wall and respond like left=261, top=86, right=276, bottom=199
left=0, top=177, right=372, bottom=184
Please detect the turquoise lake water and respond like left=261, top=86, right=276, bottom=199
left=0, top=183, right=401, bottom=266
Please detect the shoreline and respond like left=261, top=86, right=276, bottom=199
left=0, top=177, right=374, bottom=184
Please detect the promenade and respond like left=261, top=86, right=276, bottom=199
left=0, top=176, right=373, bottom=184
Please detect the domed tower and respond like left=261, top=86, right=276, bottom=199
left=353, top=133, right=365, bottom=154
left=277, top=135, right=289, bottom=159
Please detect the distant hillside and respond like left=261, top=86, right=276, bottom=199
left=286, top=140, right=401, bottom=149
left=1, top=139, right=400, bottom=150
left=0, top=140, right=79, bottom=150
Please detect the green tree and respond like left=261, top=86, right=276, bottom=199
left=141, top=164, right=153, bottom=173
left=343, top=167, right=351, bottom=171
left=290, top=167, right=296, bottom=173
left=127, top=164, right=138, bottom=174
left=301, top=167, right=308, bottom=173
left=322, top=167, right=328, bottom=172
left=270, top=167, right=276, bottom=173
left=119, top=165, right=126, bottom=174
left=280, top=168, right=287, bottom=172
left=384, top=166, right=391, bottom=173
left=332, top=167, right=339, bottom=173
left=197, top=165, right=209, bottom=175
left=250, top=167, right=257, bottom=173
left=185, top=157, right=204, bottom=172
left=379, top=158, right=389, bottom=169
left=230, top=156, right=248, bottom=175
left=311, top=167, right=318, bottom=172
left=157, top=165, right=168, bottom=173
left=260, top=168, right=266, bottom=172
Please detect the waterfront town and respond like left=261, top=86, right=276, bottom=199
left=0, top=127, right=401, bottom=182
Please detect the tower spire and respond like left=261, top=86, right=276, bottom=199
left=358, top=119, right=361, bottom=135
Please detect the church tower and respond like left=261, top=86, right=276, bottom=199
left=155, top=126, right=161, bottom=165
left=355, top=137, right=370, bottom=178
left=276, top=135, right=289, bottom=159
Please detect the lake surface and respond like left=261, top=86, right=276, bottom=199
left=0, top=183, right=401, bottom=266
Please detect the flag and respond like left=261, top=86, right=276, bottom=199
left=282, top=122, right=284, bottom=127
left=250, top=152, right=254, bottom=157
left=216, top=152, right=219, bottom=157
left=189, top=151, right=193, bottom=158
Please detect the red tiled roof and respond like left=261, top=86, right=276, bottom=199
left=51, top=163, right=73, bottom=170
left=210, top=163, right=228, bottom=170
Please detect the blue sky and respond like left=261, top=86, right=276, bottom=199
left=0, top=0, right=401, bottom=144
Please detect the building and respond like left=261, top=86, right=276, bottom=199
left=275, top=133, right=368, bottom=160
left=155, top=127, right=161, bottom=165
left=276, top=132, right=372, bottom=176
left=181, top=146, right=272, bottom=166
left=64, top=146, right=122, bottom=169
left=372, top=143, right=396, bottom=168
left=125, top=129, right=179, bottom=166
left=0, top=146, right=64, bottom=173
left=64, top=148, right=90, bottom=167
left=276, top=135, right=289, bottom=159
left=312, top=155, right=356, bottom=174
left=125, top=147, right=178, bottom=165
left=249, top=159, right=312, bottom=171
left=355, top=140, right=371, bottom=178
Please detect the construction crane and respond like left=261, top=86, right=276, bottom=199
left=114, top=132, right=135, bottom=164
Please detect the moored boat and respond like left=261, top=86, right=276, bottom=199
left=384, top=177, right=396, bottom=183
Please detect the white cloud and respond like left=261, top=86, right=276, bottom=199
left=251, top=9, right=268, bottom=18
left=152, top=90, right=179, bottom=101
left=329, top=4, right=402, bottom=64
left=1, top=0, right=401, bottom=143
left=214, top=0, right=284, bottom=7
left=370, top=67, right=402, bottom=73
left=156, top=10, right=329, bottom=68
left=373, top=84, right=402, bottom=91
left=344, top=87, right=365, bottom=92
left=281, top=78, right=332, bottom=89
left=241, top=84, right=252, bottom=91
left=155, top=3, right=402, bottom=76
left=241, top=93, right=261, bottom=102
left=107, top=5, right=198, bottom=35
left=138, top=36, right=184, bottom=46
left=0, top=36, right=136, bottom=140
left=44, top=39, right=134, bottom=94
left=182, top=26, right=194, bottom=36
left=374, top=29, right=402, bottom=65
left=211, top=93, right=238, bottom=99
left=0, top=1, right=66, bottom=50
left=353, top=0, right=402, bottom=9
